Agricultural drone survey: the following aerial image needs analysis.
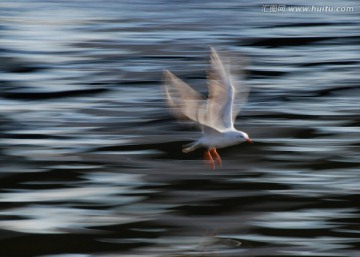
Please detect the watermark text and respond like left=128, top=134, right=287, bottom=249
left=262, top=5, right=355, bottom=13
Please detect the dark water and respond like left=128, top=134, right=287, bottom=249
left=1, top=1, right=360, bottom=256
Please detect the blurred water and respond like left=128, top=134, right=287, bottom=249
left=0, top=0, right=360, bottom=256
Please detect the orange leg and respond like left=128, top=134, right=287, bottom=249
left=210, top=148, right=222, bottom=167
left=204, top=149, right=215, bottom=170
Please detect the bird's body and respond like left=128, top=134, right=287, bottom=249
left=200, top=131, right=239, bottom=149
left=163, top=47, right=251, bottom=169
left=183, top=130, right=249, bottom=152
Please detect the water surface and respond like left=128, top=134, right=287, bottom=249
left=0, top=1, right=360, bottom=256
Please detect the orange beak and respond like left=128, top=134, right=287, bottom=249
left=246, top=138, right=253, bottom=143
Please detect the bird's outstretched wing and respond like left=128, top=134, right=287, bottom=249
left=163, top=48, right=249, bottom=134
left=163, top=70, right=208, bottom=125
left=206, top=47, right=250, bottom=131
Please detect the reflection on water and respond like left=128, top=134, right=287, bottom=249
left=0, top=0, right=360, bottom=256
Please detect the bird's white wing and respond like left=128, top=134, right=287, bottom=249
left=163, top=70, right=208, bottom=127
left=206, top=47, right=249, bottom=131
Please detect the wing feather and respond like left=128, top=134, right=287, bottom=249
left=206, top=47, right=249, bottom=130
left=163, top=70, right=207, bottom=125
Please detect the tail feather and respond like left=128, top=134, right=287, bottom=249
left=182, top=141, right=201, bottom=153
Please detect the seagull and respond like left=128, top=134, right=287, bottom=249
left=163, top=47, right=252, bottom=169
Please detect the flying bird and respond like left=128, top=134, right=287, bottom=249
left=163, top=47, right=252, bottom=169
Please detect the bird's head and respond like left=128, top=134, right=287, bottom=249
left=233, top=131, right=252, bottom=144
